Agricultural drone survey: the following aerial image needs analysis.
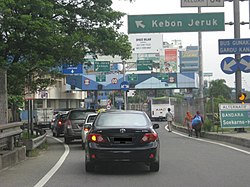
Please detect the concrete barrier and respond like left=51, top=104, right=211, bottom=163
left=173, top=123, right=250, bottom=149
left=0, top=146, right=26, bottom=170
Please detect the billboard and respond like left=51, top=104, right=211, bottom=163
left=165, top=49, right=177, bottom=73
left=129, top=34, right=163, bottom=53
left=179, top=49, right=199, bottom=73
left=66, top=72, right=198, bottom=91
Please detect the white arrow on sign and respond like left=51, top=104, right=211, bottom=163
left=240, top=58, right=250, bottom=71
left=121, top=85, right=129, bottom=88
left=71, top=70, right=74, bottom=74
left=135, top=21, right=145, bottom=28
left=223, top=59, right=237, bottom=71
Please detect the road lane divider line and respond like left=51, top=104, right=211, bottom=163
left=164, top=125, right=250, bottom=156
left=34, top=136, right=70, bottom=187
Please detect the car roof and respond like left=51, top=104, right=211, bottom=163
left=69, top=108, right=96, bottom=112
left=103, top=110, right=145, bottom=114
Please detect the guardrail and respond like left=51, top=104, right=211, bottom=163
left=0, top=122, right=23, bottom=151
left=24, top=130, right=47, bottom=152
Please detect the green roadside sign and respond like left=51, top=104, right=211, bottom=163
left=128, top=74, right=138, bottom=81
left=157, top=73, right=169, bottom=81
left=128, top=12, right=225, bottom=34
left=94, top=61, right=110, bottom=72
left=219, top=103, right=250, bottom=128
left=96, top=74, right=106, bottom=82
left=137, top=60, right=153, bottom=71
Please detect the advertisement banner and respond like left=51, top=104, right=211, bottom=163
left=164, top=49, right=177, bottom=73
left=129, top=34, right=163, bottom=53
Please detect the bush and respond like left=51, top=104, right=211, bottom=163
left=203, top=119, right=212, bottom=132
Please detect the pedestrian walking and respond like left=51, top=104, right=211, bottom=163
left=184, top=111, right=193, bottom=137
left=166, top=108, right=174, bottom=132
left=192, top=111, right=204, bottom=138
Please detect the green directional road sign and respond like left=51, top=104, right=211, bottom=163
left=128, top=13, right=225, bottom=34
left=94, top=61, right=110, bottom=72
left=96, top=74, right=106, bottom=82
left=137, top=60, right=153, bottom=71
left=219, top=103, right=250, bottom=128
left=128, top=74, right=138, bottom=81
left=157, top=73, right=169, bottom=81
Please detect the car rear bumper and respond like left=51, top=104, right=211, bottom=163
left=65, top=129, right=82, bottom=139
left=86, top=144, right=159, bottom=163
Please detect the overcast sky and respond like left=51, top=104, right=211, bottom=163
left=112, top=0, right=250, bottom=90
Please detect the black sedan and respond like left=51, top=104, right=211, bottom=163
left=52, top=113, right=68, bottom=137
left=85, top=110, right=160, bottom=172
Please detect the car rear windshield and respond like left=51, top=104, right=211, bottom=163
left=96, top=113, right=148, bottom=127
left=69, top=111, right=89, bottom=120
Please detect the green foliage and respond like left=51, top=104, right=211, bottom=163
left=206, top=95, right=232, bottom=114
left=8, top=95, right=24, bottom=109
left=208, top=79, right=231, bottom=100
left=128, top=90, right=148, bottom=103
left=0, top=0, right=132, bottom=95
left=203, top=118, right=212, bottom=132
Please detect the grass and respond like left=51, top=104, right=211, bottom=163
left=26, top=142, right=48, bottom=157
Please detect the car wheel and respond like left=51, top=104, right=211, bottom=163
left=149, top=161, right=159, bottom=172
left=64, top=136, right=70, bottom=144
left=85, top=162, right=95, bottom=172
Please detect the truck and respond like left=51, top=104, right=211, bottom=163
left=34, top=108, right=54, bottom=129
left=148, top=97, right=175, bottom=121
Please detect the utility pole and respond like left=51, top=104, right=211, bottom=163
left=198, top=7, right=205, bottom=116
left=234, top=0, right=242, bottom=102
left=0, top=69, right=8, bottom=124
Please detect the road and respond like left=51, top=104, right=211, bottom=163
left=1, top=122, right=250, bottom=187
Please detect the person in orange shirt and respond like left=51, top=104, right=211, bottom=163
left=184, top=111, right=193, bottom=137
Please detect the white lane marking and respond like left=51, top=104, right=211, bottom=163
left=34, top=136, right=70, bottom=187
left=165, top=125, right=250, bottom=156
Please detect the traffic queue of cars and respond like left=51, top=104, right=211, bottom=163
left=50, top=108, right=97, bottom=142
left=50, top=108, right=160, bottom=173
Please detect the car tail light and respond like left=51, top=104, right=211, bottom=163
left=141, top=133, right=158, bottom=142
left=58, top=120, right=62, bottom=126
left=149, top=153, right=155, bottom=159
left=87, top=133, right=106, bottom=143
left=65, top=120, right=72, bottom=129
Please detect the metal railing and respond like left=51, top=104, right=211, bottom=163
left=0, top=122, right=23, bottom=152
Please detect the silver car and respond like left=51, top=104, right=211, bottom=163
left=81, top=113, right=98, bottom=148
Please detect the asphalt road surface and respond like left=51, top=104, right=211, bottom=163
left=1, top=122, right=250, bottom=187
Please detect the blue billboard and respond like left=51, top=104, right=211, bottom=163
left=66, top=72, right=198, bottom=91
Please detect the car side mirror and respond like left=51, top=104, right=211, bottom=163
left=153, top=123, right=159, bottom=129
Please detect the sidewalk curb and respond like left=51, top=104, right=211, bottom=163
left=173, top=124, right=250, bottom=149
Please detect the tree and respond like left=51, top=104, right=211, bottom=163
left=0, top=0, right=132, bottom=95
left=208, top=79, right=231, bottom=100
